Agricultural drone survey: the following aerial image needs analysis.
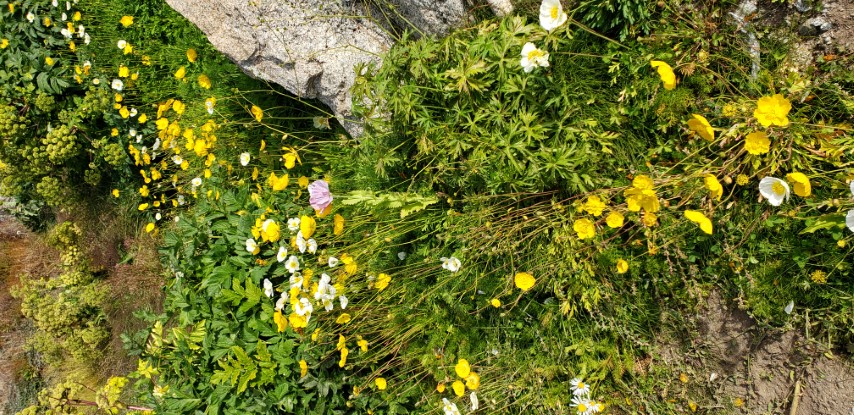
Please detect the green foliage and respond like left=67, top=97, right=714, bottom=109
left=576, top=0, right=656, bottom=41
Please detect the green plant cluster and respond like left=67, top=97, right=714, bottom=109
left=11, top=221, right=110, bottom=366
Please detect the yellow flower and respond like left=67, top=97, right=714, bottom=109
left=810, top=270, right=827, bottom=284
left=112, top=189, right=120, bottom=198
left=119, top=106, right=130, bottom=119
left=455, top=359, right=471, bottom=378
left=289, top=312, right=307, bottom=329
left=68, top=41, right=76, bottom=52
left=336, top=313, right=351, bottom=324
left=72, top=11, right=81, bottom=21
left=197, top=74, right=211, bottom=89
left=186, top=48, right=197, bottom=63
left=490, top=298, right=501, bottom=307
left=120, top=15, right=134, bottom=27
left=283, top=153, right=298, bottom=169
left=43, top=17, right=51, bottom=27
left=273, top=310, right=287, bottom=332
left=155, top=117, right=169, bottom=130
left=138, top=113, right=148, bottom=124
left=45, top=56, right=55, bottom=66
left=7, top=3, right=13, bottom=13
left=138, top=203, right=149, bottom=211
left=704, top=174, right=723, bottom=201
left=437, top=383, right=446, bottom=393
left=625, top=176, right=660, bottom=213
left=632, top=175, right=654, bottom=190
left=251, top=105, right=263, bottom=122
left=299, top=215, right=316, bottom=238
left=268, top=171, right=289, bottom=191
left=375, top=273, right=391, bottom=291
left=514, top=272, right=535, bottom=291
left=744, top=131, right=770, bottom=155
left=643, top=211, right=658, bottom=227
left=605, top=211, right=624, bottom=228
left=684, top=210, right=713, bottom=235
left=465, top=372, right=480, bottom=390
left=145, top=222, right=155, bottom=233
left=581, top=195, right=606, bottom=217
left=650, top=60, right=676, bottom=90
left=452, top=381, right=465, bottom=397
left=754, top=94, right=791, bottom=127
left=333, top=214, right=345, bottom=236
left=172, top=100, right=186, bottom=115
left=118, top=65, right=130, bottom=78
left=785, top=172, right=811, bottom=197
left=142, top=55, right=152, bottom=66
left=137, top=359, right=158, bottom=379
left=616, top=259, right=629, bottom=274
left=174, top=66, right=186, bottom=80
left=139, top=185, right=149, bottom=197
left=357, top=336, right=368, bottom=352
left=0, top=39, right=8, bottom=49
left=573, top=218, right=596, bottom=240
left=111, top=128, right=119, bottom=137
left=299, top=359, right=307, bottom=377
left=375, top=377, right=387, bottom=390
left=338, top=347, right=348, bottom=368
left=296, top=176, right=309, bottom=188
left=687, top=114, right=714, bottom=142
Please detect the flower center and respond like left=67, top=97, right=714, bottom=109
left=550, top=6, right=559, bottom=19
left=772, top=182, right=786, bottom=195
left=578, top=404, right=588, bottom=411
left=578, top=382, right=585, bottom=389
left=527, top=49, right=544, bottom=61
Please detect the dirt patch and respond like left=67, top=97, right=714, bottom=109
left=821, top=0, right=854, bottom=52
left=658, top=291, right=854, bottom=414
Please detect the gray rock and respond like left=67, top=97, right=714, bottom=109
left=166, top=0, right=492, bottom=136
left=799, top=17, right=833, bottom=36
left=793, top=0, right=810, bottom=13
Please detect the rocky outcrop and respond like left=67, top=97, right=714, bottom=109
left=166, top=0, right=512, bottom=136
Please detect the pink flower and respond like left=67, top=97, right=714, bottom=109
left=308, top=180, right=333, bottom=211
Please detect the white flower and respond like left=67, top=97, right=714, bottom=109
left=328, top=256, right=339, bottom=268
left=177, top=195, right=185, bottom=205
left=285, top=255, right=301, bottom=273
left=339, top=295, right=348, bottom=310
left=129, top=128, right=137, bottom=137
left=239, top=152, right=251, bottom=166
left=66, top=1, right=71, bottom=10
left=77, top=24, right=85, bottom=38
left=277, top=246, right=288, bottom=262
left=592, top=401, right=605, bottom=413
left=111, top=79, right=124, bottom=91
left=26, top=12, right=35, bottom=23
left=263, top=278, right=274, bottom=298
left=245, top=238, right=258, bottom=253
left=539, top=0, right=567, bottom=32
left=275, top=293, right=287, bottom=311
left=191, top=177, right=202, bottom=188
left=441, top=256, right=462, bottom=272
left=571, top=396, right=596, bottom=415
left=52, top=0, right=58, bottom=7
left=784, top=300, right=794, bottom=315
left=117, top=39, right=127, bottom=50
left=570, top=378, right=590, bottom=397
left=287, top=217, right=301, bottom=232
left=296, top=232, right=307, bottom=253
left=520, top=42, right=549, bottom=73
left=172, top=155, right=183, bottom=165
left=442, top=398, right=461, bottom=415
left=759, top=177, right=790, bottom=206
left=307, top=238, right=317, bottom=254
left=294, top=297, right=313, bottom=319
left=92, top=78, right=100, bottom=85
left=129, top=107, right=138, bottom=117
left=83, top=33, right=90, bottom=45
left=155, top=212, right=162, bottom=221
left=289, top=273, right=304, bottom=290
left=152, top=138, right=161, bottom=151
left=470, top=391, right=479, bottom=411
left=61, top=28, right=72, bottom=38
left=847, top=209, right=854, bottom=233
left=849, top=181, right=854, bottom=198
left=397, top=251, right=407, bottom=260
left=205, top=100, right=215, bottom=115
left=61, top=12, right=67, bottom=21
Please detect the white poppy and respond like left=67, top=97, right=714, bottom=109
left=849, top=180, right=854, bottom=198
left=152, top=138, right=161, bottom=151
left=83, top=33, right=90, bottom=45
left=539, top=0, right=567, bottom=32
left=294, top=297, right=313, bottom=318
left=296, top=232, right=307, bottom=253
left=758, top=176, right=790, bottom=206
left=289, top=273, right=303, bottom=291
left=285, top=255, right=300, bottom=273
left=191, top=177, right=202, bottom=188
left=61, top=12, right=67, bottom=21
left=239, top=152, right=250, bottom=166
left=92, top=78, right=100, bottom=85
left=277, top=246, right=287, bottom=262
left=177, top=195, right=185, bottom=205
left=846, top=209, right=854, bottom=233
left=66, top=1, right=71, bottom=10
left=117, top=39, right=127, bottom=50
left=26, top=12, right=35, bottom=23
left=307, top=238, right=317, bottom=254
left=77, top=24, right=85, bottom=37
left=470, top=391, right=479, bottom=411
left=275, top=293, right=287, bottom=311
left=172, top=155, right=183, bottom=165
left=441, top=256, right=462, bottom=272
left=129, top=107, right=137, bottom=117
left=339, top=295, right=348, bottom=310
left=111, top=79, right=123, bottom=91
left=155, top=212, right=162, bottom=221
left=263, top=278, right=274, bottom=298
left=245, top=238, right=258, bottom=253
left=287, top=217, right=301, bottom=232
left=442, top=398, right=461, bottom=415
left=129, top=128, right=137, bottom=137
left=520, top=42, right=549, bottom=73
left=52, top=0, right=58, bottom=7
left=61, top=28, right=72, bottom=38
left=328, top=256, right=339, bottom=268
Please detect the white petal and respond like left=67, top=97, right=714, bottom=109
left=521, top=42, right=536, bottom=56
left=784, top=300, right=794, bottom=315
left=846, top=209, right=854, bottom=233
left=850, top=181, right=854, bottom=198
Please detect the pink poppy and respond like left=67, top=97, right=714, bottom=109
left=308, top=180, right=333, bottom=211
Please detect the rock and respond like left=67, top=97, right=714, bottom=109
left=799, top=17, right=833, bottom=36
left=487, top=0, right=515, bottom=16
left=793, top=0, right=810, bottom=13
left=166, top=0, right=490, bottom=136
